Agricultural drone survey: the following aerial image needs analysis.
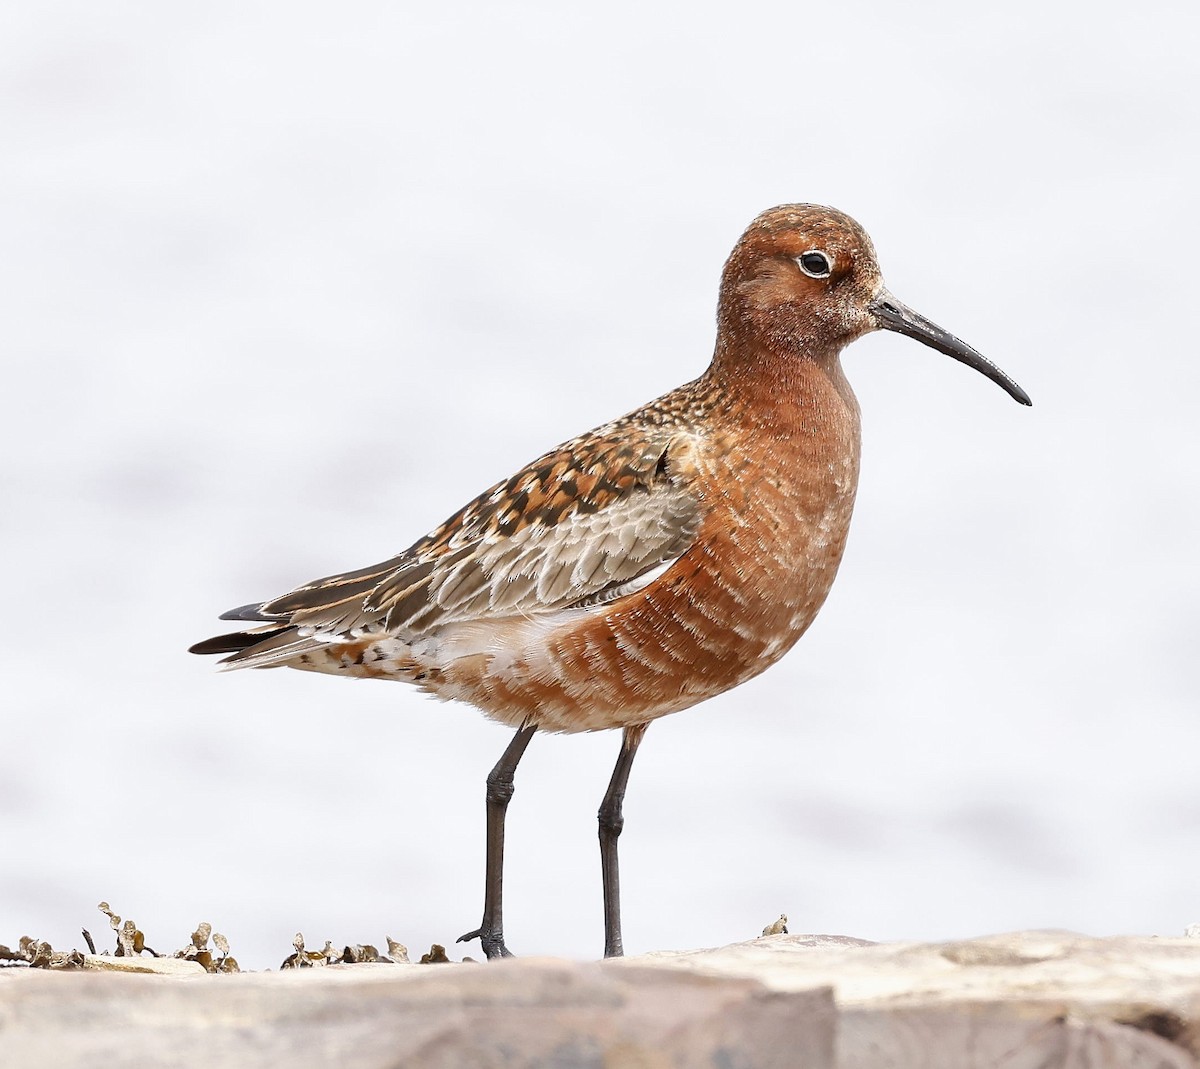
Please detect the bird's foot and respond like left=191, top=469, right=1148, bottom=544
left=457, top=926, right=515, bottom=960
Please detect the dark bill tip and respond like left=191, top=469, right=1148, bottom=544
left=870, top=291, right=1032, bottom=407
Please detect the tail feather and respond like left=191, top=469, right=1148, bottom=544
left=194, top=594, right=357, bottom=670
left=192, top=623, right=348, bottom=671
left=188, top=627, right=291, bottom=657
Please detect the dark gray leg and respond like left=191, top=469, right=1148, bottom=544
left=457, top=722, right=537, bottom=959
left=598, top=723, right=647, bottom=959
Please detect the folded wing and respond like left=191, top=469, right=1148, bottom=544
left=191, top=427, right=703, bottom=669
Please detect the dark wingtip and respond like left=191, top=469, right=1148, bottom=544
left=189, top=636, right=226, bottom=656
left=189, top=631, right=277, bottom=656
left=218, top=602, right=277, bottom=622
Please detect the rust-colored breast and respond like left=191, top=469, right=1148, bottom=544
left=442, top=358, right=862, bottom=733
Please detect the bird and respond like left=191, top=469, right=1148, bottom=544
left=190, top=204, right=1030, bottom=960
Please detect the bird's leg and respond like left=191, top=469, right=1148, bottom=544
left=598, top=723, right=647, bottom=959
left=457, top=722, right=537, bottom=960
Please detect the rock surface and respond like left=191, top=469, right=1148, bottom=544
left=2, top=930, right=1198, bottom=1068
left=633, top=930, right=1200, bottom=1067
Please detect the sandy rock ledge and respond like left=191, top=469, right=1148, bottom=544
left=2, top=930, right=1199, bottom=1068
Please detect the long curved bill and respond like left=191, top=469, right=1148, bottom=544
left=870, top=290, right=1032, bottom=406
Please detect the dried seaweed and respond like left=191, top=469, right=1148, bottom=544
left=5, top=899, right=460, bottom=972
left=0, top=936, right=85, bottom=970
left=761, top=914, right=789, bottom=937
left=176, top=920, right=239, bottom=973
left=419, top=944, right=450, bottom=964
left=341, top=943, right=384, bottom=964
left=280, top=933, right=337, bottom=969
left=96, top=901, right=155, bottom=957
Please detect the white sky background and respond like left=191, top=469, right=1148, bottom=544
left=2, top=1, right=1198, bottom=967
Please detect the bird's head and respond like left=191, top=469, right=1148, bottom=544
left=717, top=204, right=1031, bottom=406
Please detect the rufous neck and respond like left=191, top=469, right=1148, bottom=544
left=706, top=332, right=853, bottom=413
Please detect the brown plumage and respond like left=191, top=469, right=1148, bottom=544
left=191, top=204, right=1030, bottom=959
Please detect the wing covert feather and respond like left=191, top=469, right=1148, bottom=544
left=259, top=428, right=702, bottom=636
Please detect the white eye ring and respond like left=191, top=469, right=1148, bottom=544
left=796, top=250, right=833, bottom=279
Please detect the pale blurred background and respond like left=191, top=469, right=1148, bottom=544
left=2, top=1, right=1198, bottom=968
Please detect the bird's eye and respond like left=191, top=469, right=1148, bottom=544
left=796, top=250, right=833, bottom=279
